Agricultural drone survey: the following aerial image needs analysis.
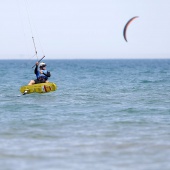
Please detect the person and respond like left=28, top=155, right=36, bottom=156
left=28, top=62, right=51, bottom=85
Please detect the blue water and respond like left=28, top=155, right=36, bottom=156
left=0, top=59, right=170, bottom=170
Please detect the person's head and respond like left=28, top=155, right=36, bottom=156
left=39, top=62, right=46, bottom=70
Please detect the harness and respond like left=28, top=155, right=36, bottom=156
left=36, top=70, right=48, bottom=81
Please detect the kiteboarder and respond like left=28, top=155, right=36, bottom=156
left=28, top=62, right=51, bottom=85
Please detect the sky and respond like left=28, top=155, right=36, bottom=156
left=0, top=0, right=170, bottom=59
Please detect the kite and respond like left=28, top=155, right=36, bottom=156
left=123, top=16, right=139, bottom=42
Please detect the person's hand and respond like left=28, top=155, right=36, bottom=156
left=36, top=62, right=39, bottom=66
left=40, top=70, right=44, bottom=74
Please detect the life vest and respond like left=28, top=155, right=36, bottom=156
left=36, top=70, right=48, bottom=80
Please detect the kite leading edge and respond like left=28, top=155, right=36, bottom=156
left=123, top=16, right=139, bottom=42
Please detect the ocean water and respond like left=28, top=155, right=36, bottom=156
left=0, top=59, right=170, bottom=170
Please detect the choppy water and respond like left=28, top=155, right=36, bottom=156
left=0, top=59, right=170, bottom=170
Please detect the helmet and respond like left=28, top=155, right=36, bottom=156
left=39, top=62, right=46, bottom=67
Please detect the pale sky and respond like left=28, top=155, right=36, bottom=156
left=0, top=0, right=170, bottom=59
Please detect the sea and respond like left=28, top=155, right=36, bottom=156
left=0, top=59, right=170, bottom=170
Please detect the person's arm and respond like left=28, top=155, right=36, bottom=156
left=34, top=62, right=38, bottom=75
left=43, top=71, right=51, bottom=77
